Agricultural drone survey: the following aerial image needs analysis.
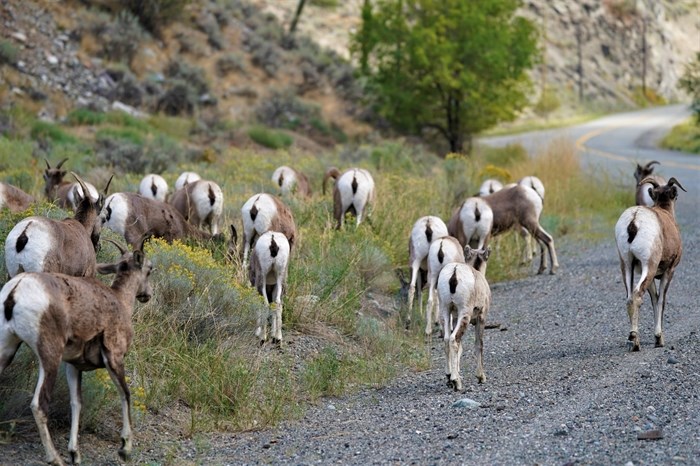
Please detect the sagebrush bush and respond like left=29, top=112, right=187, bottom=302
left=245, top=33, right=282, bottom=78
left=216, top=53, right=247, bottom=77
left=157, top=80, right=197, bottom=116
left=123, top=0, right=190, bottom=36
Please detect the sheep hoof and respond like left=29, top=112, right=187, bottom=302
left=259, top=339, right=266, bottom=347
left=453, top=379, right=464, bottom=392
left=118, top=448, right=130, bottom=462
left=69, top=450, right=81, bottom=465
left=655, top=335, right=664, bottom=347
left=477, top=375, right=486, bottom=384
left=627, top=332, right=640, bottom=352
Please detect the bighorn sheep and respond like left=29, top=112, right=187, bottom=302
left=614, top=177, right=685, bottom=351
left=425, top=236, right=467, bottom=337
left=5, top=173, right=110, bottom=278
left=483, top=184, right=558, bottom=274
left=43, top=159, right=98, bottom=210
left=0, top=182, right=35, bottom=212
left=634, top=161, right=665, bottom=207
left=138, top=174, right=168, bottom=202
left=272, top=165, right=312, bottom=198
left=174, top=171, right=201, bottom=191
left=479, top=179, right=504, bottom=197
left=448, top=197, right=494, bottom=251
left=437, top=247, right=491, bottom=392
left=240, top=193, right=296, bottom=267
left=169, top=179, right=224, bottom=235
left=101, top=192, right=234, bottom=249
left=405, top=216, right=449, bottom=326
left=249, top=231, right=291, bottom=345
left=323, top=167, right=375, bottom=230
left=0, top=237, right=153, bottom=465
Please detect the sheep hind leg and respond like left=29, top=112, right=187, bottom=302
left=654, top=271, right=675, bottom=348
left=65, top=364, right=83, bottom=465
left=0, top=333, right=22, bottom=374
left=101, top=349, right=132, bottom=462
left=31, top=357, right=64, bottom=466
left=473, top=307, right=486, bottom=384
left=535, top=226, right=558, bottom=274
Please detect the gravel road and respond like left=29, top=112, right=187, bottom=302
left=196, top=205, right=699, bottom=465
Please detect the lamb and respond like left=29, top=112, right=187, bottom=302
left=479, top=179, right=504, bottom=197
left=168, top=179, right=224, bottom=235
left=272, top=165, right=312, bottom=198
left=438, top=246, right=491, bottom=392
left=174, top=171, right=201, bottom=191
left=425, top=235, right=467, bottom=337
left=447, top=197, right=494, bottom=251
left=5, top=173, right=109, bottom=278
left=483, top=184, right=559, bottom=274
left=249, top=231, right=291, bottom=345
left=0, top=182, right=35, bottom=212
left=322, top=167, right=375, bottom=230
left=0, top=237, right=153, bottom=465
left=100, top=192, right=234, bottom=249
left=634, top=161, right=665, bottom=207
left=405, top=216, right=449, bottom=325
left=614, top=177, right=685, bottom=351
left=43, top=159, right=98, bottom=210
left=138, top=174, right=168, bottom=202
left=240, top=193, right=296, bottom=267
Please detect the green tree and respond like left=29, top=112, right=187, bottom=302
left=351, top=0, right=539, bottom=154
left=678, top=52, right=700, bottom=123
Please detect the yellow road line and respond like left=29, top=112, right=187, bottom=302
left=575, top=121, right=700, bottom=171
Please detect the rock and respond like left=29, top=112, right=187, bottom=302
left=637, top=429, right=664, bottom=441
left=452, top=398, right=481, bottom=409
left=11, top=31, right=27, bottom=43
left=667, top=356, right=679, bottom=364
left=46, top=54, right=58, bottom=66
left=111, top=101, right=148, bottom=118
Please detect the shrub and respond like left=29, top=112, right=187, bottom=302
left=533, top=88, right=561, bottom=117
left=216, top=53, right=247, bottom=77
left=310, top=0, right=339, bottom=6
left=248, top=126, right=293, bottom=149
left=197, top=11, right=224, bottom=50
left=245, top=33, right=282, bottom=78
left=0, top=39, right=18, bottom=66
left=157, top=80, right=197, bottom=116
left=123, top=0, right=190, bottom=36
left=165, top=61, right=209, bottom=95
left=255, top=91, right=315, bottom=130
left=99, top=10, right=145, bottom=63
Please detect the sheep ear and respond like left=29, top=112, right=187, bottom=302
left=481, top=247, right=491, bottom=261
left=96, top=262, right=119, bottom=275
left=648, top=187, right=657, bottom=201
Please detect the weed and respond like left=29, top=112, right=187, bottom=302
left=660, top=118, right=700, bottom=154
left=248, top=126, right=293, bottom=149
left=0, top=40, right=18, bottom=66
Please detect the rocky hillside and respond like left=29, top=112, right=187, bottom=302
left=0, top=0, right=697, bottom=145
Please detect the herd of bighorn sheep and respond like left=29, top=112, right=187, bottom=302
left=0, top=155, right=687, bottom=464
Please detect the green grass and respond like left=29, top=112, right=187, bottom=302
left=660, top=119, right=700, bottom=154
left=0, top=109, right=630, bottom=440
left=30, top=121, right=78, bottom=145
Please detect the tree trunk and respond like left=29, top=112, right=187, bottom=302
left=289, top=0, right=307, bottom=35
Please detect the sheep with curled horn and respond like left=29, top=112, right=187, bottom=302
left=0, top=234, right=153, bottom=465
left=634, top=161, right=665, bottom=207
left=323, top=167, right=375, bottom=230
left=43, top=159, right=99, bottom=210
left=615, top=177, right=686, bottom=352
left=5, top=172, right=112, bottom=278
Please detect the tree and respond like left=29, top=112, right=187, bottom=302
left=678, top=52, right=700, bottom=124
left=351, top=0, right=539, bottom=154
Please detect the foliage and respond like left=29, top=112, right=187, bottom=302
left=310, top=0, right=340, bottom=7
left=533, top=88, right=561, bottom=117
left=123, top=0, right=191, bottom=36
left=66, top=109, right=107, bottom=126
left=216, top=53, right=247, bottom=77
left=678, top=52, right=700, bottom=123
left=351, top=0, right=539, bottom=155
left=630, top=86, right=666, bottom=108
left=0, top=40, right=18, bottom=66
left=660, top=119, right=700, bottom=154
left=248, top=126, right=294, bottom=149
left=30, top=121, right=78, bottom=145
left=98, top=10, right=145, bottom=63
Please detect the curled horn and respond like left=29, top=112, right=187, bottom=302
left=44, top=158, right=51, bottom=170
left=322, top=167, right=340, bottom=195
left=71, top=171, right=90, bottom=200
left=103, top=174, right=114, bottom=195
left=136, top=230, right=154, bottom=253
left=638, top=177, right=661, bottom=188
left=104, top=239, right=127, bottom=255
left=644, top=160, right=660, bottom=170
left=56, top=158, right=69, bottom=169
left=667, top=177, right=687, bottom=192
